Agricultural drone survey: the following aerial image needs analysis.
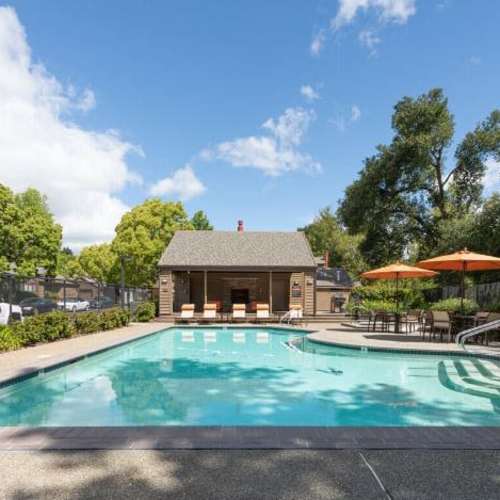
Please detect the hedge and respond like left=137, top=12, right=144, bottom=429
left=133, top=301, right=156, bottom=322
left=429, top=298, right=479, bottom=315
left=0, top=307, right=131, bottom=353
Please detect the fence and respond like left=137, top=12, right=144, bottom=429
left=442, top=281, right=500, bottom=307
left=0, top=273, right=153, bottom=322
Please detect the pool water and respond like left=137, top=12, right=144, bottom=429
left=0, top=327, right=499, bottom=426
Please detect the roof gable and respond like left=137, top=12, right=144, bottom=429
left=159, top=231, right=316, bottom=269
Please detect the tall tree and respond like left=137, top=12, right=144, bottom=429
left=111, top=199, right=193, bottom=286
left=78, top=243, right=118, bottom=284
left=0, top=184, right=62, bottom=276
left=300, top=207, right=367, bottom=277
left=338, top=89, right=500, bottom=265
left=191, top=210, right=213, bottom=230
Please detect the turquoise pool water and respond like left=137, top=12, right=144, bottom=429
left=1, top=327, right=499, bottom=426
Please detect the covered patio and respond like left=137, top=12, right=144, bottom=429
left=158, top=229, right=317, bottom=319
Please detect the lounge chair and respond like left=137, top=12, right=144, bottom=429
left=289, top=304, right=303, bottom=323
left=178, top=304, right=195, bottom=323
left=255, top=303, right=270, bottom=322
left=232, top=303, right=246, bottom=322
left=202, top=303, right=217, bottom=322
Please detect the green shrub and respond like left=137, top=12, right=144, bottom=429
left=0, top=307, right=132, bottom=352
left=430, top=298, right=479, bottom=314
left=482, top=300, right=500, bottom=313
left=11, top=311, right=75, bottom=345
left=0, top=325, right=22, bottom=351
left=134, top=302, right=156, bottom=322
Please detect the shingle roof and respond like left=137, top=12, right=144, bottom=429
left=159, top=231, right=317, bottom=269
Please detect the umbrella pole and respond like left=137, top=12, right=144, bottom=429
left=395, top=274, right=400, bottom=333
left=461, top=261, right=466, bottom=312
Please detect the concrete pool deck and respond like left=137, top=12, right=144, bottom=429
left=307, top=324, right=500, bottom=358
left=2, top=449, right=500, bottom=500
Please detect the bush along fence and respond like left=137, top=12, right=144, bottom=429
left=0, top=307, right=137, bottom=352
left=0, top=272, right=155, bottom=324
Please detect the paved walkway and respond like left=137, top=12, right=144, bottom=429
left=0, top=322, right=168, bottom=383
left=308, top=325, right=500, bottom=358
left=1, top=449, right=499, bottom=499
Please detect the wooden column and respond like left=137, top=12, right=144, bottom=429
left=269, top=271, right=273, bottom=312
left=203, top=270, right=208, bottom=305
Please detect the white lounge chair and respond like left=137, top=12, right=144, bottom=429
left=256, top=303, right=270, bottom=322
left=179, top=304, right=195, bottom=322
left=232, top=303, right=246, bottom=321
left=289, top=304, right=303, bottom=322
left=202, top=303, right=217, bottom=322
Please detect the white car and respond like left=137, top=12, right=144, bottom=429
left=57, top=299, right=90, bottom=312
left=0, top=302, right=23, bottom=325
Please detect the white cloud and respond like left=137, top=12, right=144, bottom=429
left=358, top=29, right=381, bottom=54
left=351, top=105, right=362, bottom=122
left=204, top=108, right=320, bottom=176
left=150, top=165, right=205, bottom=201
left=300, top=84, right=320, bottom=101
left=330, top=104, right=362, bottom=132
left=0, top=6, right=142, bottom=250
left=310, top=29, right=326, bottom=56
left=484, top=159, right=500, bottom=193
left=332, top=0, right=416, bottom=30
left=312, top=0, right=416, bottom=55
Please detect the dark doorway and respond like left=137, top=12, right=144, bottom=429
left=231, top=288, right=249, bottom=304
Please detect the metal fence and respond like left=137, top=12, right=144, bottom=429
left=0, top=273, right=154, bottom=323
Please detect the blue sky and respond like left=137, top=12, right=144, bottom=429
left=0, top=1, right=499, bottom=249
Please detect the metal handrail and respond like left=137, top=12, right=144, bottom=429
left=455, top=319, right=500, bottom=348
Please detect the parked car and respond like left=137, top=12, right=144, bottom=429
left=0, top=302, right=23, bottom=325
left=89, top=296, right=115, bottom=310
left=20, top=297, right=58, bottom=316
left=57, top=299, right=90, bottom=312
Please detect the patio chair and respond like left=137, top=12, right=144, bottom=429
left=370, top=310, right=387, bottom=332
left=255, top=303, right=270, bottom=322
left=202, top=303, right=217, bottom=322
left=178, top=304, right=195, bottom=323
left=403, top=309, right=421, bottom=333
left=232, top=303, right=246, bottom=322
left=481, top=312, right=500, bottom=345
left=431, top=310, right=452, bottom=342
left=421, top=310, right=433, bottom=341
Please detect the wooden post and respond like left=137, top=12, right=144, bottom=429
left=203, top=270, right=208, bottom=305
left=269, top=271, right=273, bottom=312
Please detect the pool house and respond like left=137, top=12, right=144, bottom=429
left=158, top=223, right=318, bottom=319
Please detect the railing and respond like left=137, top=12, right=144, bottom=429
left=279, top=311, right=292, bottom=324
left=455, top=319, right=500, bottom=348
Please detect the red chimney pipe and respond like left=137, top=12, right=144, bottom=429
left=237, top=220, right=244, bottom=232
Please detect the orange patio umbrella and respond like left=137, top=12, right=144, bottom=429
left=361, top=263, right=438, bottom=332
left=417, top=248, right=500, bottom=310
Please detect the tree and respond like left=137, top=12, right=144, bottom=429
left=300, top=207, right=367, bottom=277
left=474, top=193, right=500, bottom=256
left=78, top=243, right=118, bottom=284
left=0, top=184, right=62, bottom=276
left=338, top=89, right=500, bottom=265
left=191, top=210, right=213, bottom=230
left=111, top=199, right=193, bottom=286
left=57, top=247, right=84, bottom=278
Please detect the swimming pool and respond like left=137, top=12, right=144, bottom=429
left=0, top=327, right=499, bottom=426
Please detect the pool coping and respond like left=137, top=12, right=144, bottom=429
left=0, top=426, right=499, bottom=450
left=306, top=335, right=500, bottom=361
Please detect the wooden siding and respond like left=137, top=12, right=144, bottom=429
left=159, top=270, right=173, bottom=316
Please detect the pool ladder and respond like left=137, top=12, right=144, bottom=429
left=455, top=319, right=500, bottom=349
